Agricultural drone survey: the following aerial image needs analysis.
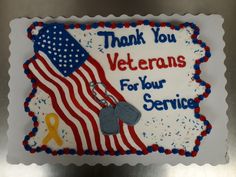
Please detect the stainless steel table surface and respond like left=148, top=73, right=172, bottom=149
left=0, top=0, right=235, bottom=176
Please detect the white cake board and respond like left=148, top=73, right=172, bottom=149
left=7, top=14, right=227, bottom=165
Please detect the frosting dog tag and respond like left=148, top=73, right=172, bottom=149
left=115, top=102, right=141, bottom=125
left=99, top=105, right=119, bottom=135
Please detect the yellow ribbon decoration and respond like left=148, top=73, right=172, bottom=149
left=42, top=113, right=63, bottom=146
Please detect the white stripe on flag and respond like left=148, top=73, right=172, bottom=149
left=39, top=51, right=108, bottom=151
left=69, top=72, right=108, bottom=151
left=28, top=60, right=88, bottom=150
left=80, top=63, right=131, bottom=151
left=36, top=58, right=97, bottom=150
left=85, top=60, right=142, bottom=150
left=39, top=52, right=107, bottom=151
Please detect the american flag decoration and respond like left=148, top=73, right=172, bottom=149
left=33, top=24, right=89, bottom=76
left=25, top=22, right=148, bottom=155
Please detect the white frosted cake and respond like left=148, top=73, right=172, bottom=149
left=22, top=20, right=212, bottom=157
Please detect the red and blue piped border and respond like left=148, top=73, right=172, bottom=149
left=23, top=20, right=212, bottom=157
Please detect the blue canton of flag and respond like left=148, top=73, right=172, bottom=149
left=33, top=24, right=89, bottom=76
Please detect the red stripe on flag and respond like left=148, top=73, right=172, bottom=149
left=28, top=61, right=83, bottom=153
left=69, top=74, right=105, bottom=151
left=70, top=74, right=101, bottom=113
left=113, top=135, right=125, bottom=155
left=37, top=54, right=104, bottom=152
left=32, top=60, right=93, bottom=152
left=82, top=64, right=116, bottom=106
left=87, top=57, right=125, bottom=101
left=87, top=56, right=147, bottom=152
left=74, top=70, right=115, bottom=153
left=80, top=63, right=126, bottom=152
left=118, top=120, right=136, bottom=152
left=104, top=135, right=115, bottom=155
left=80, top=65, right=136, bottom=151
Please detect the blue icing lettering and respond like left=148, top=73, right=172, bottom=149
left=143, top=93, right=198, bottom=111
left=120, top=79, right=139, bottom=91
left=138, top=75, right=166, bottom=90
left=151, top=27, right=177, bottom=44
left=97, top=29, right=146, bottom=49
left=120, top=76, right=166, bottom=91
